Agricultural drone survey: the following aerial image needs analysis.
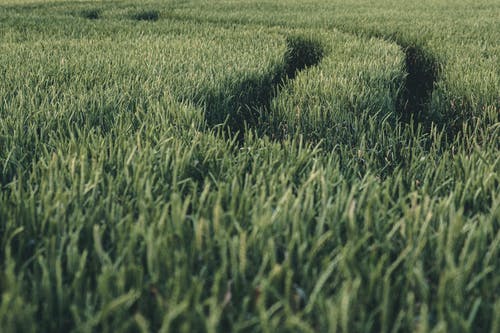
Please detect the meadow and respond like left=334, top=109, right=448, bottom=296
left=0, top=0, right=498, bottom=332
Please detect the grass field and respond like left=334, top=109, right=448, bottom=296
left=0, top=0, right=498, bottom=332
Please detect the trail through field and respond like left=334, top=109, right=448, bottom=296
left=206, top=35, right=325, bottom=138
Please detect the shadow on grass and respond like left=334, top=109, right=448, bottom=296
left=80, top=8, right=101, bottom=19
left=397, top=43, right=441, bottom=129
left=131, top=10, right=160, bottom=21
left=203, top=35, right=325, bottom=141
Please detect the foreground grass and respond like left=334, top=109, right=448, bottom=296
left=0, top=1, right=499, bottom=332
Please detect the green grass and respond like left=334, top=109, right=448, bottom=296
left=0, top=1, right=498, bottom=332
left=268, top=30, right=406, bottom=148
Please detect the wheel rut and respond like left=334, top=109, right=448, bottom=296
left=395, top=42, right=441, bottom=129
left=203, top=35, right=325, bottom=140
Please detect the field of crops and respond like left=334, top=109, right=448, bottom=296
left=0, top=0, right=498, bottom=332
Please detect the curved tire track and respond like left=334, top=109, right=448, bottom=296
left=203, top=35, right=325, bottom=139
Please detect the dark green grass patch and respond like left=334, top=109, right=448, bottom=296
left=284, top=35, right=325, bottom=78
left=131, top=9, right=160, bottom=21
left=400, top=45, right=440, bottom=121
left=80, top=8, right=101, bottom=20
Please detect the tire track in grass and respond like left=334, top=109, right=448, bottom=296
left=402, top=46, right=439, bottom=119
left=391, top=41, right=441, bottom=130
left=203, top=35, right=325, bottom=139
left=365, top=35, right=449, bottom=136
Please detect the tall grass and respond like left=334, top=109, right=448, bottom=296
left=0, top=1, right=498, bottom=332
